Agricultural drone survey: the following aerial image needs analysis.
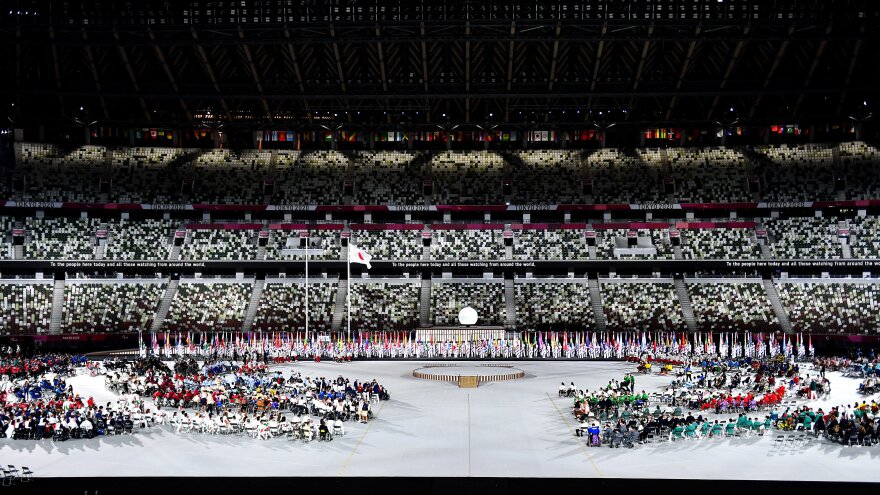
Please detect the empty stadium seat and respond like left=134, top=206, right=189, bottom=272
left=515, top=282, right=594, bottom=328
left=431, top=282, right=505, bottom=326
left=163, top=282, right=252, bottom=332
left=687, top=282, right=779, bottom=332
left=681, top=229, right=761, bottom=260
left=0, top=284, right=53, bottom=334
left=63, top=282, right=164, bottom=333
left=766, top=217, right=842, bottom=259
left=431, top=230, right=504, bottom=260
left=252, top=282, right=337, bottom=332
left=777, top=282, right=880, bottom=334
left=350, top=282, right=420, bottom=331
left=601, top=281, right=685, bottom=331
left=513, top=230, right=589, bottom=260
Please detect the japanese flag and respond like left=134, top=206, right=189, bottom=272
left=348, top=244, right=372, bottom=269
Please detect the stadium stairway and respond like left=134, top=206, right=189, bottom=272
left=588, top=245, right=597, bottom=260
left=49, top=278, right=65, bottom=335
left=673, top=245, right=683, bottom=260
left=331, top=278, right=348, bottom=332
left=420, top=277, right=431, bottom=326
left=674, top=278, right=698, bottom=333
left=760, top=243, right=772, bottom=259
left=762, top=278, right=794, bottom=333
left=422, top=227, right=432, bottom=260
left=504, top=278, right=516, bottom=328
left=13, top=245, right=23, bottom=259
left=838, top=221, right=852, bottom=258
left=256, top=227, right=269, bottom=260
left=586, top=278, right=607, bottom=332
left=241, top=278, right=265, bottom=332
left=94, top=243, right=105, bottom=260
left=169, top=245, right=181, bottom=261
left=150, top=278, right=180, bottom=332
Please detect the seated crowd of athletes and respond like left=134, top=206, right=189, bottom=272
left=0, top=349, right=106, bottom=441
left=0, top=346, right=391, bottom=444
left=565, top=355, right=880, bottom=448
left=102, top=355, right=390, bottom=442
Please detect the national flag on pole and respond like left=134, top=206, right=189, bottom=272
left=348, top=244, right=372, bottom=269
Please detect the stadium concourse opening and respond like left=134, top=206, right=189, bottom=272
left=1, top=0, right=880, bottom=493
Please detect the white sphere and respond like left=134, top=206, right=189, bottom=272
left=458, top=307, right=478, bottom=325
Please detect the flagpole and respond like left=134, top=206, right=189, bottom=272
left=347, top=243, right=351, bottom=343
left=305, top=236, right=309, bottom=343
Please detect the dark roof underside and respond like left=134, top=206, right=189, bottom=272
left=2, top=0, right=879, bottom=129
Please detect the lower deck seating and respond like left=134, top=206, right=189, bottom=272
left=777, top=282, right=880, bottom=334
left=163, top=282, right=252, bottom=331
left=0, top=284, right=53, bottom=334
left=431, top=282, right=505, bottom=326
left=251, top=282, right=337, bottom=332
left=601, top=282, right=686, bottom=331
left=515, top=282, right=594, bottom=328
left=62, top=283, right=165, bottom=332
left=350, top=283, right=420, bottom=331
left=688, top=282, right=779, bottom=332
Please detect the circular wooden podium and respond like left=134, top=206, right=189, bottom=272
left=412, top=364, right=525, bottom=388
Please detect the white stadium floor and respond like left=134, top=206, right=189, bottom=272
left=2, top=360, right=878, bottom=481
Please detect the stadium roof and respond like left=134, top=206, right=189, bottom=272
left=2, top=0, right=879, bottom=130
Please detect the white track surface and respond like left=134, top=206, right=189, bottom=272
left=2, top=360, right=878, bottom=480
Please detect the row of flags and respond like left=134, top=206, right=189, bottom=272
left=141, top=330, right=815, bottom=360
